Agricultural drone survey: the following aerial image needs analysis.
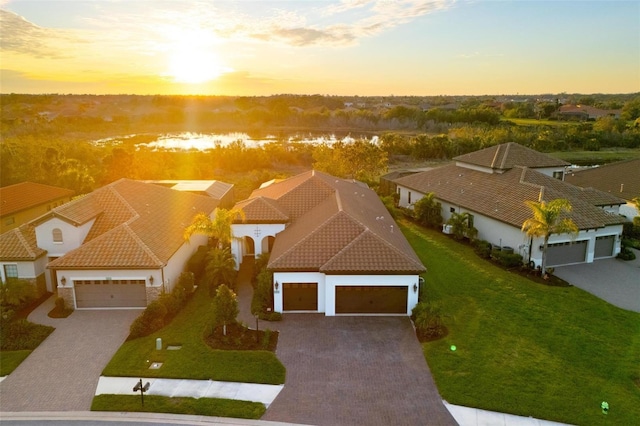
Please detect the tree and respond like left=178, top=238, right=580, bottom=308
left=203, top=247, right=237, bottom=297
left=312, top=139, right=388, bottom=183
left=447, top=212, right=478, bottom=241
left=212, top=284, right=238, bottom=336
left=184, top=208, right=245, bottom=249
left=413, top=193, right=443, bottom=228
left=0, top=278, right=35, bottom=307
left=521, top=198, right=578, bottom=275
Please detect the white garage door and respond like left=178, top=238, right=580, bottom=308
left=546, top=240, right=588, bottom=267
left=74, top=279, right=147, bottom=308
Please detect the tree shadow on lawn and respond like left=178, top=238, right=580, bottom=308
left=205, top=322, right=278, bottom=352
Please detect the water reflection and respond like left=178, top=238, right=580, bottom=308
left=96, top=132, right=378, bottom=151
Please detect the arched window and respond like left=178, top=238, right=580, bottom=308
left=52, top=228, right=63, bottom=243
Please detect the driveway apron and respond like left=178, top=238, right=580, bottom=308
left=261, top=314, right=457, bottom=426
left=0, top=296, right=139, bottom=411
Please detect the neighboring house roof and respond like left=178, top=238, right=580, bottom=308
left=244, top=170, right=425, bottom=274
left=395, top=164, right=625, bottom=230
left=146, top=180, right=233, bottom=200
left=453, top=142, right=570, bottom=171
left=46, top=179, right=219, bottom=269
left=0, top=182, right=74, bottom=216
left=558, top=105, right=622, bottom=119
left=565, top=159, right=640, bottom=202
left=0, top=224, right=46, bottom=261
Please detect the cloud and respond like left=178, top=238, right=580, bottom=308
left=0, top=9, right=79, bottom=58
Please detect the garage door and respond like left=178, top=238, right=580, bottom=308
left=546, top=240, right=587, bottom=267
left=74, top=279, right=147, bottom=308
left=594, top=235, right=615, bottom=258
left=283, top=283, right=318, bottom=311
left=335, top=286, right=408, bottom=314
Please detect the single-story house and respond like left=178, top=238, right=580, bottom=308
left=0, top=179, right=220, bottom=309
left=230, top=170, right=425, bottom=316
left=565, top=158, right=640, bottom=220
left=557, top=105, right=622, bottom=121
left=395, top=143, right=626, bottom=268
left=0, top=182, right=75, bottom=234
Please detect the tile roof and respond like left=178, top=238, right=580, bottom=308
left=395, top=164, right=625, bottom=230
left=565, top=159, right=640, bottom=202
left=259, top=171, right=425, bottom=274
left=453, top=142, right=569, bottom=170
left=0, top=182, right=74, bottom=216
left=0, top=224, right=46, bottom=261
left=46, top=179, right=219, bottom=269
left=233, top=196, right=290, bottom=223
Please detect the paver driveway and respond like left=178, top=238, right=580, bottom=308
left=0, top=296, right=139, bottom=411
left=262, top=314, right=457, bottom=426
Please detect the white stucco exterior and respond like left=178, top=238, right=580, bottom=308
left=35, top=217, right=95, bottom=257
left=231, top=223, right=285, bottom=267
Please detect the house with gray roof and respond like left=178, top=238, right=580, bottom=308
left=395, top=143, right=626, bottom=268
left=230, top=170, right=425, bottom=316
left=0, top=179, right=219, bottom=309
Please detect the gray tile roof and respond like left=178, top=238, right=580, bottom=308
left=395, top=164, right=626, bottom=230
left=453, top=142, right=570, bottom=170
left=565, top=158, right=640, bottom=202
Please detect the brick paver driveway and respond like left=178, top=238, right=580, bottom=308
left=0, top=296, right=138, bottom=412
left=262, top=314, right=457, bottom=426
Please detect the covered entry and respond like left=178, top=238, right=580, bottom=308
left=283, top=283, right=318, bottom=311
left=594, top=235, right=615, bottom=258
left=547, top=240, right=588, bottom=267
left=74, top=279, right=146, bottom=308
left=335, top=285, right=408, bottom=314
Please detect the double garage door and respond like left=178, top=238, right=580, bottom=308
left=74, top=279, right=147, bottom=308
left=282, top=283, right=407, bottom=314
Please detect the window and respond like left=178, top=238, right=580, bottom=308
left=450, top=207, right=456, bottom=213
left=553, top=171, right=564, bottom=180
left=52, top=228, right=63, bottom=243
left=408, top=191, right=412, bottom=204
left=3, top=264, right=18, bottom=281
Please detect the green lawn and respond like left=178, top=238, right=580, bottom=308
left=549, top=149, right=640, bottom=165
left=102, top=286, right=285, bottom=385
left=0, top=350, right=32, bottom=376
left=401, top=220, right=640, bottom=426
left=503, top=118, right=578, bottom=127
left=92, top=394, right=265, bottom=419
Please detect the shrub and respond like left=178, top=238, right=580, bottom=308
left=253, top=253, right=270, bottom=283
left=177, top=271, right=195, bottom=295
left=187, top=245, right=209, bottom=282
left=411, top=302, right=447, bottom=341
left=264, top=312, right=282, bottom=322
left=0, top=319, right=54, bottom=350
left=127, top=299, right=169, bottom=340
left=491, top=250, right=524, bottom=268
left=473, top=240, right=492, bottom=259
left=251, top=269, right=274, bottom=316
left=617, top=246, right=637, bottom=261
left=0, top=279, right=36, bottom=307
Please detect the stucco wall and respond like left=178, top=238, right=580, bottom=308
left=35, top=217, right=95, bottom=257
left=273, top=272, right=325, bottom=313
left=231, top=223, right=286, bottom=266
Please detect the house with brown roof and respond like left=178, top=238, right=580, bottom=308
left=0, top=182, right=75, bottom=233
left=565, top=158, right=640, bottom=220
left=0, top=179, right=219, bottom=309
left=395, top=143, right=626, bottom=269
left=230, top=170, right=425, bottom=316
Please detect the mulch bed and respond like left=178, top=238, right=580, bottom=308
left=205, top=322, right=278, bottom=352
left=14, top=292, right=52, bottom=320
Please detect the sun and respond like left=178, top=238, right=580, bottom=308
left=166, top=31, right=231, bottom=84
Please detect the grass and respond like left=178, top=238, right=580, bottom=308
left=91, top=394, right=265, bottom=419
left=549, top=148, right=640, bottom=165
left=0, top=350, right=32, bottom=376
left=102, top=285, right=285, bottom=385
left=401, top=219, right=640, bottom=426
left=503, top=118, right=578, bottom=127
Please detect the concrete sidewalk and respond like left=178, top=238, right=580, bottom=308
left=95, top=376, right=284, bottom=407
left=444, top=402, right=572, bottom=426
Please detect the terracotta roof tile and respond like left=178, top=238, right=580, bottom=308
left=0, top=182, right=74, bottom=216
left=453, top=142, right=569, bottom=170
left=565, top=159, right=640, bottom=202
left=0, top=224, right=46, bottom=261
left=234, top=197, right=289, bottom=223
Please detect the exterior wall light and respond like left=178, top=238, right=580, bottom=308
left=149, top=275, right=154, bottom=285
left=413, top=283, right=418, bottom=293
left=60, top=276, right=66, bottom=286
left=274, top=281, right=279, bottom=291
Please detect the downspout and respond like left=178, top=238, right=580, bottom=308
left=528, top=236, right=533, bottom=265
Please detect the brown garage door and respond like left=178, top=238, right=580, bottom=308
left=547, top=240, right=588, bottom=267
left=594, top=235, right=615, bottom=258
left=283, top=283, right=318, bottom=311
left=335, top=286, right=408, bottom=314
left=74, top=279, right=147, bottom=308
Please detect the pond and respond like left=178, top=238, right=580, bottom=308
left=95, top=131, right=379, bottom=151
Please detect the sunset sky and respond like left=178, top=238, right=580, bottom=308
left=1, top=0, right=638, bottom=96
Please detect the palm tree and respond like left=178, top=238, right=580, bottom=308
left=184, top=208, right=245, bottom=248
left=204, top=247, right=237, bottom=297
left=521, top=198, right=578, bottom=275
left=447, top=211, right=477, bottom=241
